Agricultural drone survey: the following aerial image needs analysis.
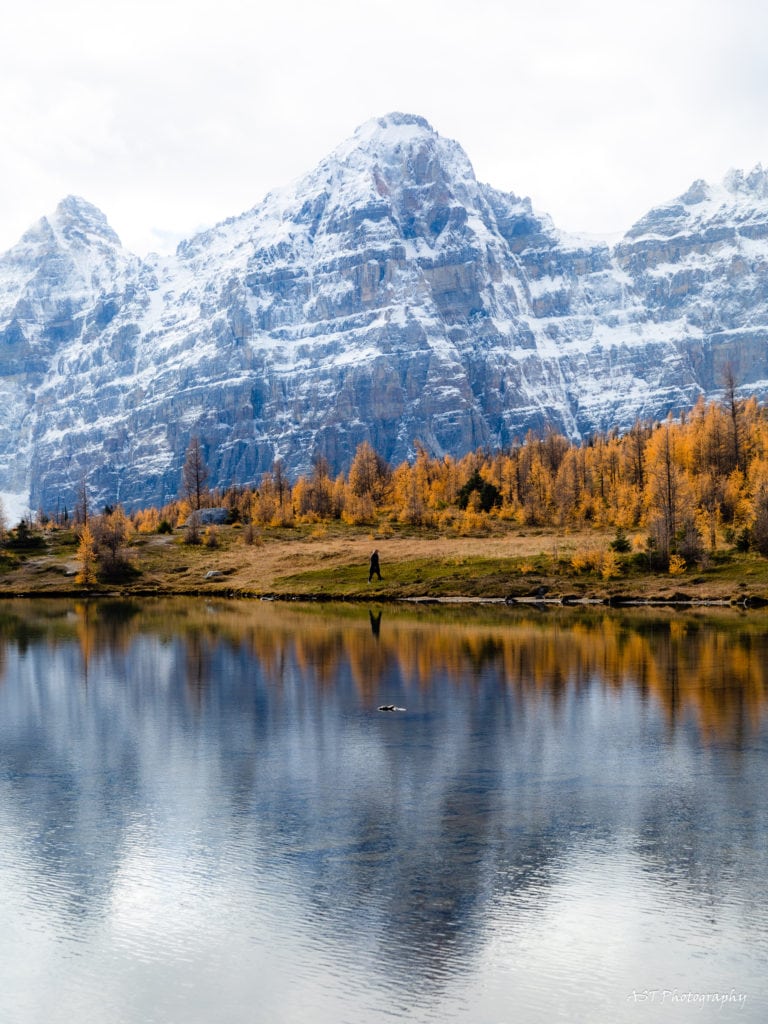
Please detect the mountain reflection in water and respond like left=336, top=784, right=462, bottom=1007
left=0, top=599, right=766, bottom=1024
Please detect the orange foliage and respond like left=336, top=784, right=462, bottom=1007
left=91, top=396, right=768, bottom=558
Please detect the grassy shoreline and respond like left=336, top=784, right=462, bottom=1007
left=2, top=521, right=768, bottom=607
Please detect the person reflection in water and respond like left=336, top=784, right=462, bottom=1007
left=368, top=548, right=382, bottom=583
left=369, top=609, right=382, bottom=638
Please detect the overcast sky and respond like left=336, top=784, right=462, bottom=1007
left=2, top=0, right=766, bottom=255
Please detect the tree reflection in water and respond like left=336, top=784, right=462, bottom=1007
left=0, top=598, right=765, bottom=1021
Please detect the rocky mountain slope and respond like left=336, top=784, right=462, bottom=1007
left=1, top=113, right=767, bottom=514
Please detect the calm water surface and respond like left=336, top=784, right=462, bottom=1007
left=0, top=599, right=766, bottom=1023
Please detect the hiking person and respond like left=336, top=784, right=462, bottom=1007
left=368, top=548, right=382, bottom=582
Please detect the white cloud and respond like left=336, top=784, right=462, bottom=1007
left=1, top=0, right=767, bottom=254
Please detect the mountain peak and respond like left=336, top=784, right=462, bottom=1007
left=51, top=195, right=122, bottom=248
left=182, top=113, right=479, bottom=259
left=324, top=111, right=444, bottom=163
left=8, top=195, right=122, bottom=257
left=679, top=179, right=711, bottom=206
left=723, top=164, right=768, bottom=199
left=313, top=112, right=478, bottom=193
left=359, top=111, right=434, bottom=134
left=55, top=194, right=104, bottom=218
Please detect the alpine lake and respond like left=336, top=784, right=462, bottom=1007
left=0, top=597, right=766, bottom=1023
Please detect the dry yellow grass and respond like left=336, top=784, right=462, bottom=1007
left=138, top=529, right=594, bottom=593
left=2, top=523, right=766, bottom=604
left=0, top=525, right=596, bottom=595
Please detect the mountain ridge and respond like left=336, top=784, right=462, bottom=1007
left=1, top=113, right=767, bottom=515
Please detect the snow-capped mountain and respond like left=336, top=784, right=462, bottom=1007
left=2, top=112, right=768, bottom=513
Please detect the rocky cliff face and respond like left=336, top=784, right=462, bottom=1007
left=2, top=113, right=768, bottom=514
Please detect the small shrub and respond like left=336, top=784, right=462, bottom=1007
left=601, top=549, right=623, bottom=580
left=243, top=522, right=263, bottom=546
left=570, top=550, right=589, bottom=573
left=735, top=527, right=751, bottom=553
left=457, top=509, right=489, bottom=536
left=98, top=550, right=138, bottom=582
left=437, top=509, right=458, bottom=533
left=571, top=548, right=602, bottom=573
left=668, top=554, right=686, bottom=575
left=6, top=521, right=45, bottom=550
